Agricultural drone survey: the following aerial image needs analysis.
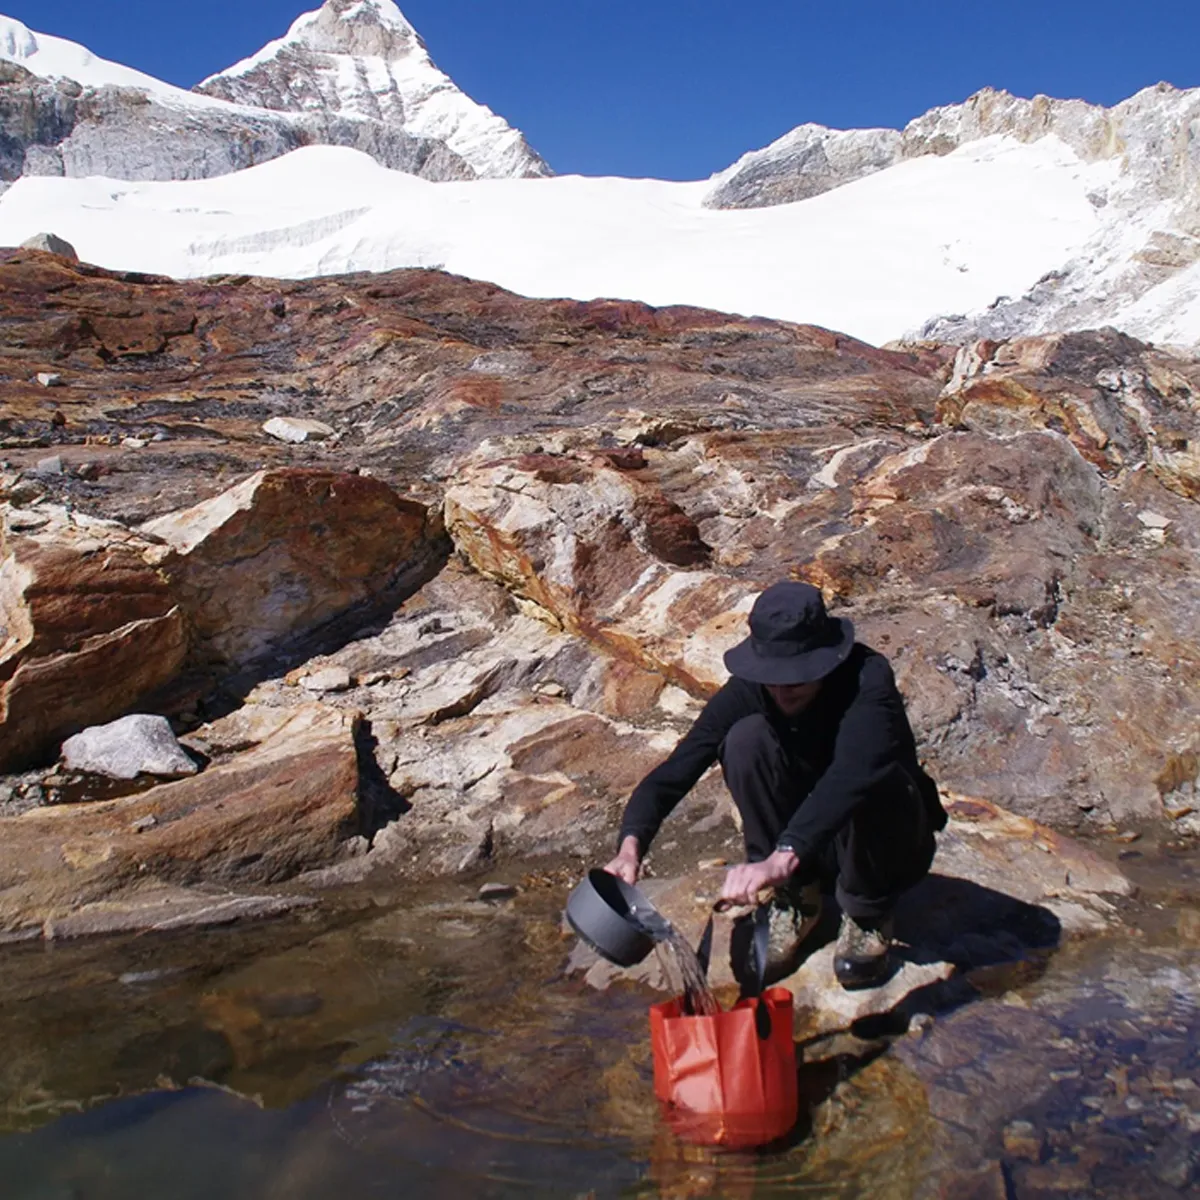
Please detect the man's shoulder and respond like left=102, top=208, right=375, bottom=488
left=846, top=643, right=897, bottom=691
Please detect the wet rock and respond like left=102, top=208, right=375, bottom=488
left=1003, top=1118, right=1046, bottom=1162
left=571, top=802, right=1129, bottom=1038
left=60, top=714, right=198, bottom=780
left=19, top=232, right=77, bottom=260
left=1152, top=1132, right=1199, bottom=1188
left=42, top=885, right=314, bottom=939
left=478, top=882, right=518, bottom=901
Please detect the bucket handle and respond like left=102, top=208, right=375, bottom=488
left=696, top=893, right=775, bottom=1039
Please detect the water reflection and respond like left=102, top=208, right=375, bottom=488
left=0, top=867, right=1197, bottom=1198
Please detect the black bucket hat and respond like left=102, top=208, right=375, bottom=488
left=723, top=582, right=854, bottom=685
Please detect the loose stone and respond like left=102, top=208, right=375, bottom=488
left=61, top=714, right=199, bottom=781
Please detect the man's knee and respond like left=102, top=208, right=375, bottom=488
left=719, top=713, right=777, bottom=769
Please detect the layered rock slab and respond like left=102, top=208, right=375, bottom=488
left=1, top=468, right=439, bottom=768
left=0, top=507, right=186, bottom=771
left=141, top=467, right=438, bottom=667
left=0, top=703, right=360, bottom=938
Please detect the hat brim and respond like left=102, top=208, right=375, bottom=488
left=723, top=618, right=855, bottom=685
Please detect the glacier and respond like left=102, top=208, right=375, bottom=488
left=0, top=135, right=1129, bottom=348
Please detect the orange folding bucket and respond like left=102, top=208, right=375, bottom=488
left=648, top=907, right=798, bottom=1148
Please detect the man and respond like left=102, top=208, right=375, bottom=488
left=605, top=581, right=945, bottom=989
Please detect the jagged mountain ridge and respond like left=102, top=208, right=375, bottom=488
left=195, top=0, right=548, bottom=181
left=0, top=1, right=548, bottom=194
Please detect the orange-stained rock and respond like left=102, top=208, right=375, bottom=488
left=445, top=454, right=752, bottom=693
left=0, top=704, right=361, bottom=937
left=141, top=468, right=438, bottom=666
left=1, top=253, right=1198, bottom=843
left=0, top=508, right=187, bottom=771
left=937, top=330, right=1200, bottom=498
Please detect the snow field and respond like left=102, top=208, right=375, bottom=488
left=0, top=136, right=1119, bottom=346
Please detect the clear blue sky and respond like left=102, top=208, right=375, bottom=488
left=9, top=0, right=1200, bottom=179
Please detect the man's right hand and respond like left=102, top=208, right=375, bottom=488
left=603, top=835, right=642, bottom=885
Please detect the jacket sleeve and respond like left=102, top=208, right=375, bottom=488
left=616, top=681, right=748, bottom=854
left=776, top=656, right=909, bottom=861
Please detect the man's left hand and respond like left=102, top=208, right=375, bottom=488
left=719, top=848, right=800, bottom=906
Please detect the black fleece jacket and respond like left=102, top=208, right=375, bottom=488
left=617, top=644, right=945, bottom=863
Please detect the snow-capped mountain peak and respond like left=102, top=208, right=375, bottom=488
left=0, top=12, right=201, bottom=98
left=211, top=0, right=422, bottom=81
left=196, top=0, right=549, bottom=179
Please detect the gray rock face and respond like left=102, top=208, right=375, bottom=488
left=195, top=0, right=550, bottom=181
left=19, top=231, right=75, bottom=258
left=61, top=714, right=199, bottom=780
left=705, top=124, right=902, bottom=210
left=0, top=75, right=475, bottom=195
left=708, top=84, right=1200, bottom=213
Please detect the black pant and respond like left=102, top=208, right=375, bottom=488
left=719, top=714, right=935, bottom=921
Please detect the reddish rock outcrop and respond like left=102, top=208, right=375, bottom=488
left=0, top=510, right=186, bottom=771
left=1, top=250, right=1197, bottom=847
left=0, top=468, right=438, bottom=768
left=142, top=467, right=437, bottom=666
left=938, top=331, right=1200, bottom=497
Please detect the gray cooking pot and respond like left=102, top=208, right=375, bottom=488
left=565, top=868, right=662, bottom=967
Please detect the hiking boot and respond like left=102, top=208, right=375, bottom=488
left=833, top=912, right=894, bottom=990
left=766, top=879, right=822, bottom=969
left=731, top=881, right=822, bottom=992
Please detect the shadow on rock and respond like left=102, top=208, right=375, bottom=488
left=850, top=872, right=1063, bottom=1038
left=355, top=720, right=412, bottom=841
left=196, top=539, right=450, bottom=726
left=898, top=872, right=1062, bottom=971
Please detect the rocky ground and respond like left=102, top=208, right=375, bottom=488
left=1, top=245, right=1199, bottom=1194
left=1, top=244, right=1197, bottom=945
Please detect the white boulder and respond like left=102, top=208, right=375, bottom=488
left=262, top=417, right=336, bottom=444
left=61, top=714, right=199, bottom=780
